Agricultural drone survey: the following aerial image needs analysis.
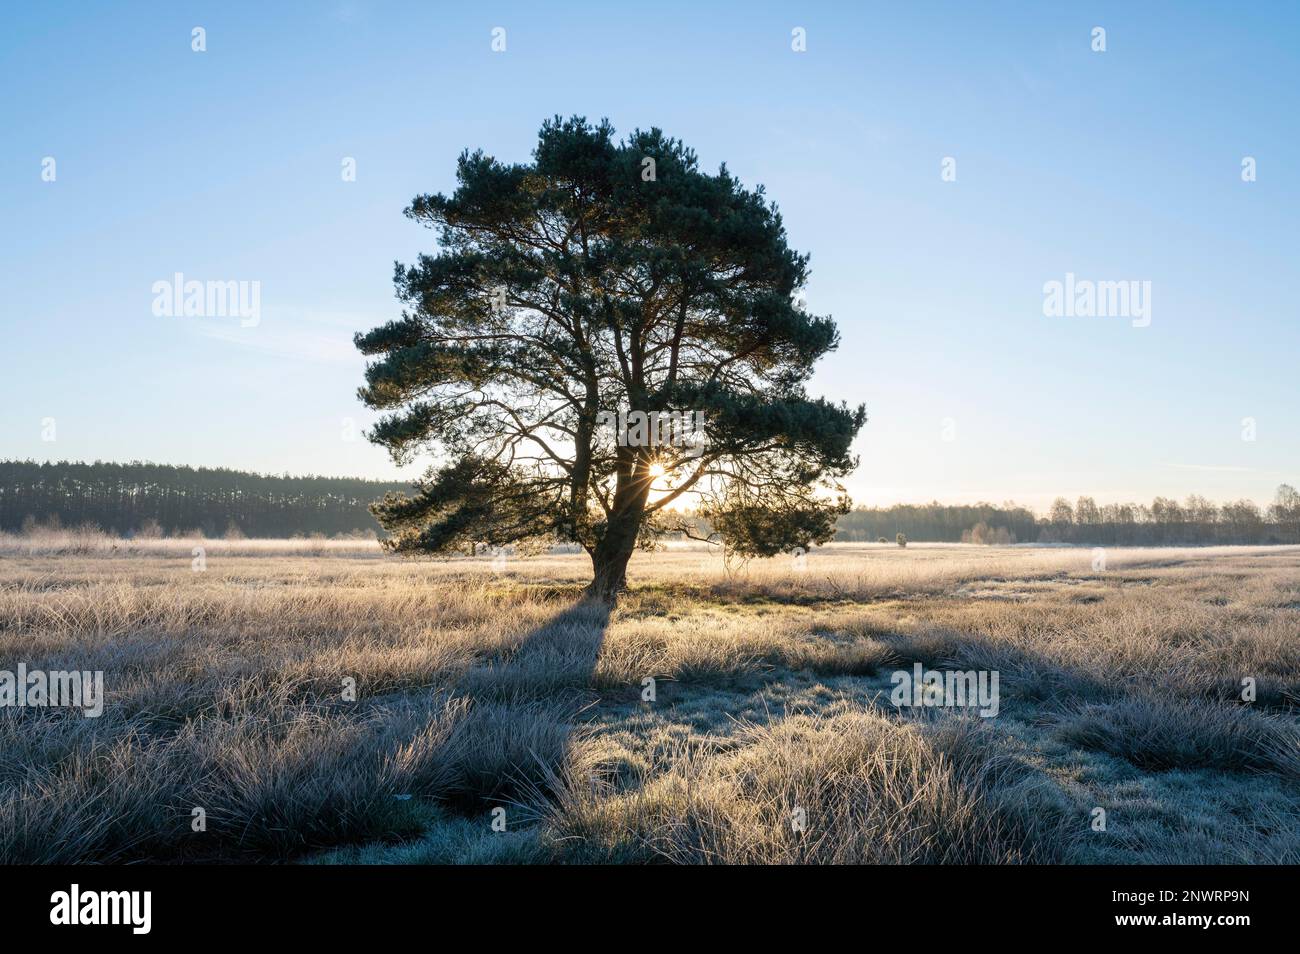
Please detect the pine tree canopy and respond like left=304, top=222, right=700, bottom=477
left=355, top=116, right=866, bottom=599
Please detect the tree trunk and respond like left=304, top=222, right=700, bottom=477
left=586, top=517, right=639, bottom=603
left=584, top=446, right=653, bottom=604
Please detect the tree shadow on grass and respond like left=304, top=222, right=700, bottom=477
left=462, top=597, right=612, bottom=700
left=439, top=598, right=612, bottom=813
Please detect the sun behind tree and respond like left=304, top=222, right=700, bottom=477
left=356, top=116, right=865, bottom=601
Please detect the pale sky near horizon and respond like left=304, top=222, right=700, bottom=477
left=2, top=1, right=1297, bottom=512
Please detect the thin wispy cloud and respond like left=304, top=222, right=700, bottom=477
left=191, top=309, right=374, bottom=367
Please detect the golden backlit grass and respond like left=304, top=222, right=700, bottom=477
left=1, top=541, right=1297, bottom=863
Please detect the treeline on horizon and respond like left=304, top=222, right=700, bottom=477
left=3, top=461, right=1299, bottom=546
left=839, top=486, right=1300, bottom=546
left=0, top=460, right=409, bottom=538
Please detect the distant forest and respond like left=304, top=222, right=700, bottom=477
left=3, top=461, right=1299, bottom=546
left=0, top=460, right=409, bottom=538
left=839, top=487, right=1300, bottom=546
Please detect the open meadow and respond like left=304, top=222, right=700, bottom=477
left=1, top=537, right=1297, bottom=864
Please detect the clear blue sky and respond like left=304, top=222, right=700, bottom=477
left=3, top=1, right=1297, bottom=511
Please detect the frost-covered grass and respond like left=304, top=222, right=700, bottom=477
left=1, top=543, right=1296, bottom=863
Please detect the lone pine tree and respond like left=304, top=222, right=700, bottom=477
left=356, top=117, right=864, bottom=601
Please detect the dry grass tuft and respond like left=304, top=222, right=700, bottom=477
left=1055, top=697, right=1300, bottom=776
left=544, top=710, right=1071, bottom=864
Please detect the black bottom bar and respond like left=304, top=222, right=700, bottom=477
left=1, top=864, right=1280, bottom=939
